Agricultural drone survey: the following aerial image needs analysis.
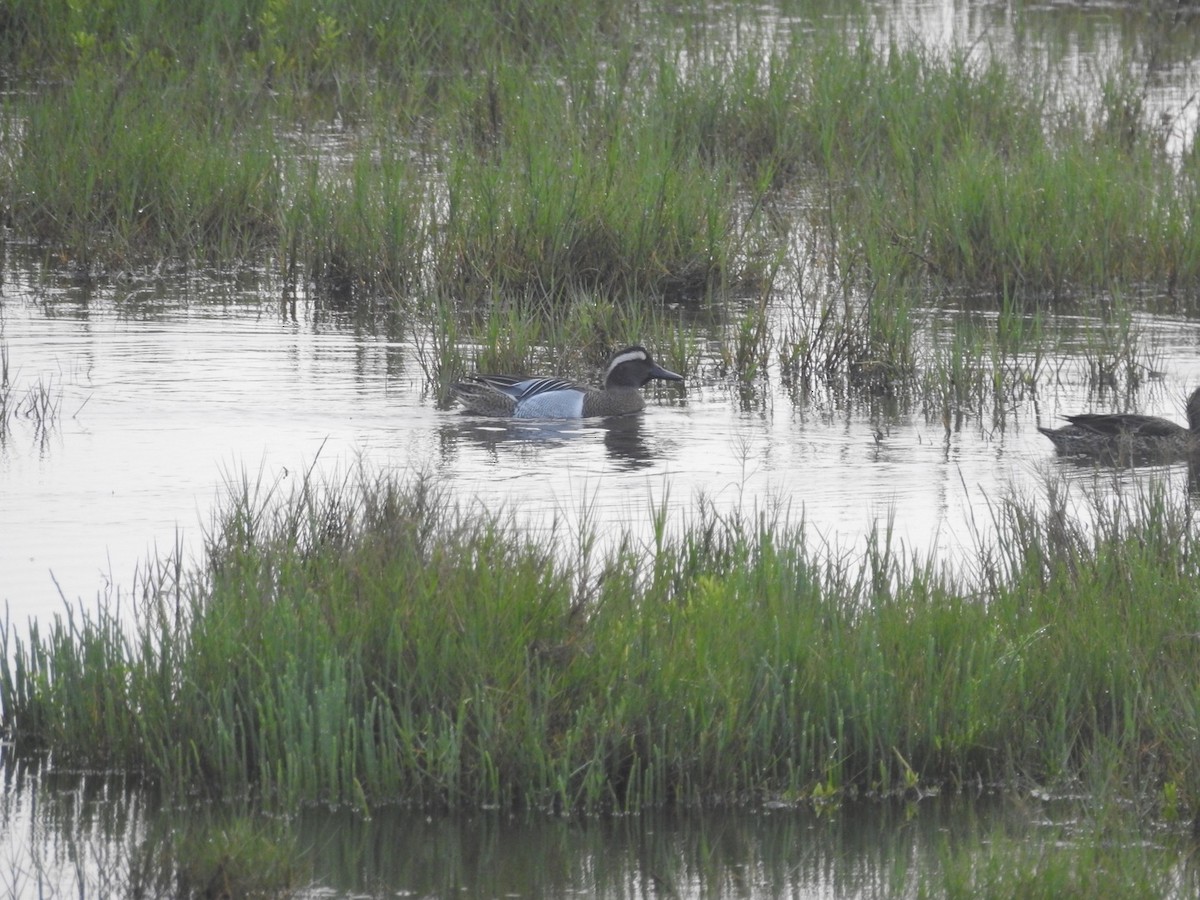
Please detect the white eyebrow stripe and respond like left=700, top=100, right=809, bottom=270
left=605, top=349, right=647, bottom=374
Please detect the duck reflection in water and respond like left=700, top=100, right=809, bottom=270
left=443, top=413, right=660, bottom=470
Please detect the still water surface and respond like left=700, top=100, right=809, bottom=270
left=3, top=759, right=1182, bottom=898
left=8, top=260, right=1200, bottom=627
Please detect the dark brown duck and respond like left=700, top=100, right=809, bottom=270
left=1037, top=386, right=1200, bottom=459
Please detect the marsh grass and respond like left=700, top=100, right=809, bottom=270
left=8, top=2, right=1200, bottom=321
left=917, top=307, right=1049, bottom=435
left=0, top=342, right=62, bottom=443
left=278, top=138, right=429, bottom=301
left=0, top=0, right=629, bottom=81
left=2, top=43, right=773, bottom=302
left=435, top=55, right=764, bottom=302
left=777, top=263, right=918, bottom=394
left=785, top=35, right=1200, bottom=304
left=4, top=466, right=1200, bottom=818
left=1076, top=292, right=1161, bottom=391
left=5, top=67, right=282, bottom=266
left=775, top=254, right=1166, bottom=432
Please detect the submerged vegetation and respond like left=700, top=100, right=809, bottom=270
left=5, top=467, right=1200, bottom=825
left=0, top=340, right=61, bottom=444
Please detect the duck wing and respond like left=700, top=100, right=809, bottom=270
left=1063, top=412, right=1182, bottom=438
left=470, top=374, right=583, bottom=401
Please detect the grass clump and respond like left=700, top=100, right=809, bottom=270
left=9, top=3, right=1200, bottom=313
left=439, top=71, right=751, bottom=300
left=279, top=138, right=429, bottom=301
left=5, top=467, right=1200, bottom=819
left=792, top=38, right=1200, bottom=302
left=5, top=67, right=281, bottom=267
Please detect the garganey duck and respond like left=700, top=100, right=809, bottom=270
left=451, top=346, right=683, bottom=418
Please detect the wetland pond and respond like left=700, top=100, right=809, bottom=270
left=7, top=0, right=1200, bottom=895
left=3, top=238, right=1200, bottom=897
left=6, top=258, right=1200, bottom=626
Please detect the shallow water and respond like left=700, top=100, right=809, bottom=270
left=1, top=758, right=1181, bottom=899
left=4, top=257, right=1200, bottom=628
